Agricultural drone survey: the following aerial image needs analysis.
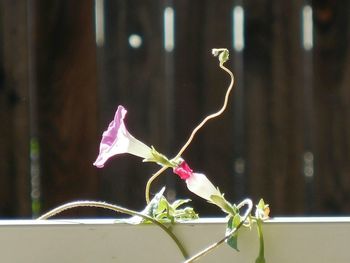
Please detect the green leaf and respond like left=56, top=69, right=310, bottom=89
left=227, top=234, right=239, bottom=251
left=212, top=48, right=229, bottom=65
left=171, top=199, right=192, bottom=210
left=170, top=200, right=198, bottom=221
left=225, top=215, right=240, bottom=251
left=181, top=207, right=198, bottom=220
left=155, top=197, right=168, bottom=214
left=219, top=49, right=229, bottom=64
left=126, top=187, right=166, bottom=224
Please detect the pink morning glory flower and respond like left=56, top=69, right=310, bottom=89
left=174, top=160, right=221, bottom=201
left=93, top=105, right=153, bottom=168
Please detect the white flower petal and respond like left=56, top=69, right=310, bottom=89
left=185, top=173, right=220, bottom=201
left=126, top=134, right=153, bottom=159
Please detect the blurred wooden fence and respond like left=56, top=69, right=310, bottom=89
left=0, top=0, right=349, bottom=218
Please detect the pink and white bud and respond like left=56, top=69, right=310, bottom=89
left=174, top=161, right=220, bottom=201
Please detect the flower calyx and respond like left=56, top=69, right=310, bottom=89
left=143, top=146, right=178, bottom=168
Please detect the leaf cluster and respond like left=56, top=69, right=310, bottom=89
left=127, top=187, right=198, bottom=225
left=154, top=198, right=198, bottom=223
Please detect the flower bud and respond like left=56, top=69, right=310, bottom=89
left=173, top=160, right=221, bottom=202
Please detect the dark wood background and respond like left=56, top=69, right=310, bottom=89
left=1, top=0, right=349, bottom=218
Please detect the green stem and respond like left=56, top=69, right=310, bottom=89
left=37, top=200, right=188, bottom=259
left=145, top=166, right=168, bottom=204
left=144, top=51, right=235, bottom=204
left=255, top=219, right=266, bottom=263
left=184, top=199, right=252, bottom=263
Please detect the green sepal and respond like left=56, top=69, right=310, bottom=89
left=257, top=199, right=266, bottom=210
left=210, top=194, right=236, bottom=215
left=143, top=146, right=177, bottom=168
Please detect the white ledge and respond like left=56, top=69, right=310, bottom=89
left=0, top=217, right=349, bottom=262
left=2, top=216, right=350, bottom=225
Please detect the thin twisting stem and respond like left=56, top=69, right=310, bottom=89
left=184, top=199, right=253, bottom=263
left=145, top=61, right=235, bottom=203
left=175, top=63, right=234, bottom=159
left=37, top=200, right=189, bottom=259
left=145, top=166, right=168, bottom=203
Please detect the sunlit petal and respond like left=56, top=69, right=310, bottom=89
left=93, top=105, right=153, bottom=168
